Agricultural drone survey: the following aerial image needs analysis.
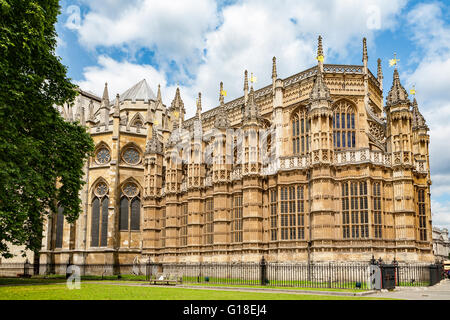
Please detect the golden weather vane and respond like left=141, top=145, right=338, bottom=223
left=389, top=52, right=400, bottom=67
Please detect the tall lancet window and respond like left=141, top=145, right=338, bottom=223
left=292, top=107, right=309, bottom=155
left=119, top=182, right=141, bottom=231
left=333, top=100, right=356, bottom=150
left=91, top=181, right=109, bottom=247
left=203, top=198, right=214, bottom=245
left=55, top=205, right=64, bottom=249
left=418, top=189, right=427, bottom=241
left=231, top=194, right=243, bottom=243
left=342, top=181, right=368, bottom=239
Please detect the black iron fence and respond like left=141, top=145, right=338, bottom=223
left=0, top=258, right=445, bottom=290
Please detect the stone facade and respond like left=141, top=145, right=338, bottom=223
left=37, top=37, right=435, bottom=265
left=432, top=227, right=450, bottom=260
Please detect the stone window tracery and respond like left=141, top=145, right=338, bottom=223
left=270, top=189, right=277, bottom=241
left=232, top=194, right=243, bottom=243
left=91, top=181, right=109, bottom=247
left=418, top=189, right=427, bottom=241
left=119, top=182, right=141, bottom=231
left=292, top=107, right=309, bottom=155
left=203, top=198, right=214, bottom=245
left=123, top=147, right=141, bottom=165
left=179, top=202, right=188, bottom=246
left=342, top=181, right=369, bottom=239
left=96, top=147, right=111, bottom=164
left=333, top=100, right=356, bottom=150
left=55, top=205, right=64, bottom=249
left=280, top=185, right=305, bottom=240
left=373, top=182, right=383, bottom=239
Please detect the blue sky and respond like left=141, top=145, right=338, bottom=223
left=55, top=0, right=450, bottom=230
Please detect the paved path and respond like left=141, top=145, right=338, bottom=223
left=371, top=279, right=450, bottom=300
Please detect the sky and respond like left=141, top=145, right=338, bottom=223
left=55, top=0, right=450, bottom=231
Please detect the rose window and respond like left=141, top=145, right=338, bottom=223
left=123, top=148, right=140, bottom=165
left=96, top=148, right=111, bottom=164
left=123, top=183, right=138, bottom=198
left=95, top=182, right=108, bottom=197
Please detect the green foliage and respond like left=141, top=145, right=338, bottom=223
left=0, top=0, right=94, bottom=258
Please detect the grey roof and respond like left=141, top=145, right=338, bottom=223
left=120, top=79, right=156, bottom=103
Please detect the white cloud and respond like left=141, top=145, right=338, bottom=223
left=75, top=55, right=167, bottom=100
left=404, top=3, right=450, bottom=177
left=76, top=0, right=218, bottom=76
left=190, top=0, right=407, bottom=114
left=402, top=2, right=450, bottom=229
left=71, top=0, right=407, bottom=117
left=73, top=55, right=200, bottom=115
left=432, top=200, right=450, bottom=231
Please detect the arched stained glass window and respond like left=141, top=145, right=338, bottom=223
left=96, top=147, right=111, bottom=164
left=341, top=181, right=368, bottom=239
left=123, top=147, right=141, bottom=165
left=418, top=189, right=427, bottom=241
left=119, top=182, right=141, bottom=231
left=91, top=181, right=109, bottom=247
left=55, top=206, right=64, bottom=249
left=333, top=100, right=356, bottom=150
left=292, top=107, right=309, bottom=155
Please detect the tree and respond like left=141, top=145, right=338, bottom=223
left=0, top=0, right=94, bottom=258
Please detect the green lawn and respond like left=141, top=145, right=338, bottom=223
left=0, top=276, right=366, bottom=292
left=0, top=283, right=394, bottom=300
left=182, top=276, right=370, bottom=290
left=183, top=283, right=365, bottom=293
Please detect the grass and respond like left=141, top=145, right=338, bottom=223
left=183, top=283, right=365, bottom=293
left=0, top=283, right=394, bottom=300
left=182, top=276, right=370, bottom=290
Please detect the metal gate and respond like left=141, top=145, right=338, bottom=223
left=380, top=264, right=396, bottom=290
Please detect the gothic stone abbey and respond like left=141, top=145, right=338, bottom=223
left=41, top=37, right=434, bottom=266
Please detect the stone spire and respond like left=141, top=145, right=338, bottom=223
left=219, top=81, right=225, bottom=105
left=377, top=58, right=383, bottom=91
left=100, top=82, right=110, bottom=129
left=317, top=35, right=323, bottom=58
left=244, top=70, right=249, bottom=104
left=362, top=37, right=368, bottom=63
left=113, top=94, right=120, bottom=118
left=243, top=86, right=261, bottom=123
left=411, top=98, right=428, bottom=130
left=101, top=82, right=110, bottom=108
left=170, top=86, right=185, bottom=114
left=157, top=84, right=162, bottom=102
left=189, top=92, right=203, bottom=140
left=80, top=106, right=85, bottom=126
left=317, top=35, right=324, bottom=72
left=215, top=82, right=229, bottom=129
left=309, top=66, right=331, bottom=103
left=196, top=92, right=202, bottom=119
left=145, top=97, right=154, bottom=125
left=145, top=127, right=163, bottom=155
left=386, top=69, right=409, bottom=107
left=272, top=57, right=277, bottom=94
left=87, top=99, right=94, bottom=122
left=272, top=56, right=277, bottom=79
